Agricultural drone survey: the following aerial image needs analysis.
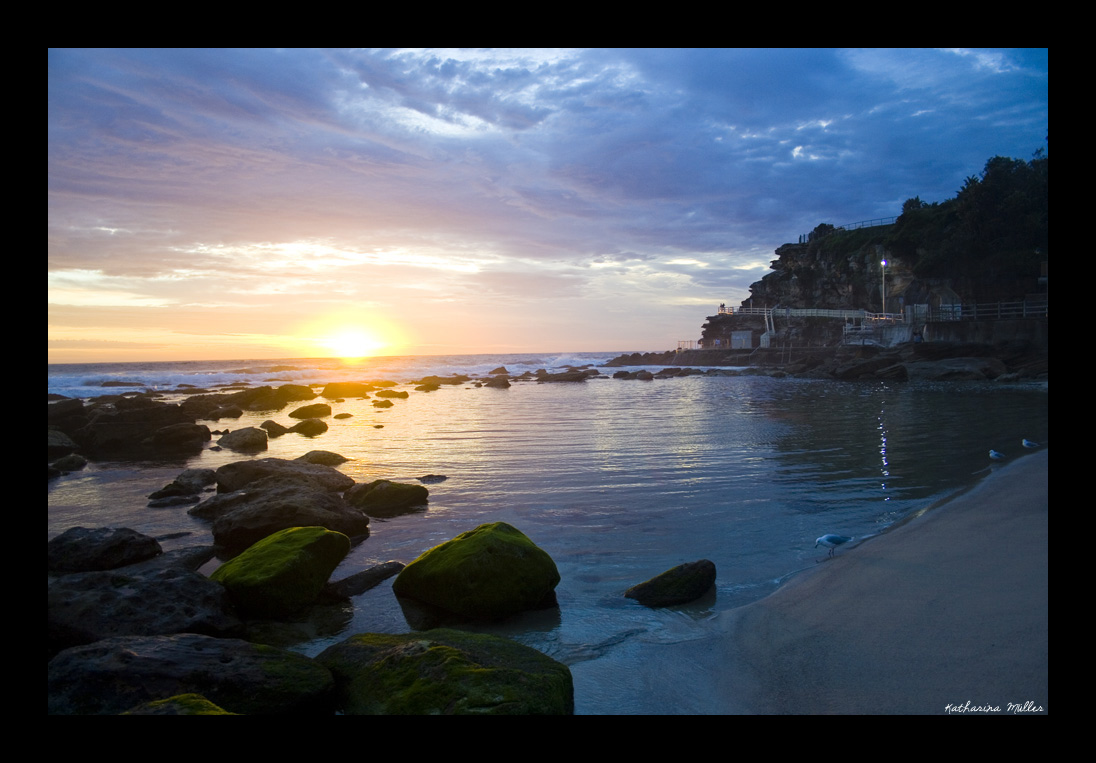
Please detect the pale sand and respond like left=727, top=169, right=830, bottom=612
left=648, top=449, right=1048, bottom=714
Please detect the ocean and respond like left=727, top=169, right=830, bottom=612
left=48, top=352, right=1049, bottom=714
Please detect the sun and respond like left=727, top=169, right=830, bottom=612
left=322, top=328, right=384, bottom=359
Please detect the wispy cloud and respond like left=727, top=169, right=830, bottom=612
left=48, top=48, right=1048, bottom=360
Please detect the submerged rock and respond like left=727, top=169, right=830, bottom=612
left=288, top=417, right=328, bottom=436
left=393, top=522, right=560, bottom=618
left=196, top=477, right=369, bottom=554
left=624, top=559, right=716, bottom=607
left=48, top=633, right=334, bottom=715
left=316, top=628, right=573, bottom=715
left=321, top=382, right=376, bottom=399
left=296, top=450, right=348, bottom=466
left=260, top=420, right=290, bottom=437
left=218, top=426, right=268, bottom=452
left=48, top=527, right=162, bottom=573
left=324, top=561, right=406, bottom=600
left=48, top=566, right=243, bottom=653
left=289, top=403, right=332, bottom=419
left=214, top=457, right=354, bottom=493
left=345, top=479, right=429, bottom=517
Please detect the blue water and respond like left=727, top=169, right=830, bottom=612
left=47, top=353, right=1049, bottom=714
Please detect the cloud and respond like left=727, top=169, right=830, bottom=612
left=48, top=48, right=1048, bottom=360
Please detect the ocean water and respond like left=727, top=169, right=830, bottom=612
left=48, top=353, right=1049, bottom=714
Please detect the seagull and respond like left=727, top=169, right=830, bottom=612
left=815, top=534, right=854, bottom=558
left=1022, top=439, right=1040, bottom=449
left=989, top=449, right=1006, bottom=460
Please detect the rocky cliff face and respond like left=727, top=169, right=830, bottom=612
left=743, top=223, right=1044, bottom=313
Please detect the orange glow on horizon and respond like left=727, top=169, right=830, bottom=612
left=320, top=328, right=385, bottom=359
left=290, top=311, right=411, bottom=361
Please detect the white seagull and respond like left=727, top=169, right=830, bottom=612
left=1022, top=439, right=1040, bottom=449
left=989, top=449, right=1006, bottom=460
left=815, top=534, right=854, bottom=558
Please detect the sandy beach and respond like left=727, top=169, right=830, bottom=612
left=647, top=449, right=1048, bottom=715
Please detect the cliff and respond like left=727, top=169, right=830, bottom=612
left=743, top=151, right=1048, bottom=314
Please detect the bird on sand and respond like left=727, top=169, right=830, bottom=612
left=815, top=534, right=854, bottom=558
left=1022, top=439, right=1040, bottom=449
left=989, top=449, right=1006, bottom=460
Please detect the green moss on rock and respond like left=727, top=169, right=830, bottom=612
left=123, top=693, right=237, bottom=715
left=624, top=559, right=716, bottom=607
left=316, top=628, right=573, bottom=714
left=392, top=522, right=559, bottom=618
left=210, top=526, right=350, bottom=618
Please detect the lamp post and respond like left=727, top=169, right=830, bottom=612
left=880, top=259, right=887, bottom=316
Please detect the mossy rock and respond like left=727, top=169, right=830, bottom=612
left=624, top=559, right=716, bottom=607
left=123, top=693, right=238, bottom=715
left=392, top=522, right=559, bottom=618
left=316, top=628, right=573, bottom=715
left=211, top=526, right=350, bottom=618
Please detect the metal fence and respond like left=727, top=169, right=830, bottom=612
left=720, top=301, right=1047, bottom=323
left=925, top=299, right=1048, bottom=322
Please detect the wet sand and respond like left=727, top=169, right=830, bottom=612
left=652, top=450, right=1048, bottom=714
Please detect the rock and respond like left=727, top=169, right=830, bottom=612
left=47, top=634, right=334, bottom=715
left=536, top=371, right=589, bottom=382
left=48, top=397, right=86, bottom=424
left=211, top=526, right=351, bottom=619
left=260, top=419, right=290, bottom=437
left=903, top=357, right=1009, bottom=381
left=415, top=375, right=471, bottom=387
left=489, top=367, right=509, bottom=375
left=415, top=383, right=440, bottom=392
left=483, top=376, right=511, bottom=388
left=334, top=412, right=352, bottom=419
left=123, top=693, right=237, bottom=715
left=289, top=403, right=332, bottom=419
left=392, top=522, right=560, bottom=618
left=218, top=426, right=269, bottom=452
left=372, top=399, right=394, bottom=408
left=195, top=477, right=369, bottom=554
left=51, top=453, right=87, bottom=474
left=624, top=559, right=716, bottom=607
left=274, top=384, right=317, bottom=403
left=142, top=422, right=212, bottom=452
left=207, top=404, right=243, bottom=420
left=70, top=400, right=197, bottom=457
left=214, top=458, right=354, bottom=494
left=149, top=468, right=217, bottom=501
left=48, top=527, right=162, bottom=573
left=417, top=474, right=448, bottom=484
left=323, top=561, right=405, bottom=600
left=374, top=389, right=409, bottom=399
left=321, top=382, right=376, bottom=399
left=288, top=418, right=328, bottom=436
left=315, top=628, right=573, bottom=715
left=48, top=428, right=80, bottom=459
left=296, top=450, right=348, bottom=466
left=345, top=479, right=429, bottom=517
left=48, top=567, right=243, bottom=653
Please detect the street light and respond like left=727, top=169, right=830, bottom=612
left=880, top=259, right=887, bottom=315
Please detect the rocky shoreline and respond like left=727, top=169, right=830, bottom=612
left=48, top=370, right=730, bottom=715
left=47, top=340, right=1045, bottom=714
left=606, top=338, right=1048, bottom=382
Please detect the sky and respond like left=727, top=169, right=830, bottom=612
left=48, top=48, right=1048, bottom=363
